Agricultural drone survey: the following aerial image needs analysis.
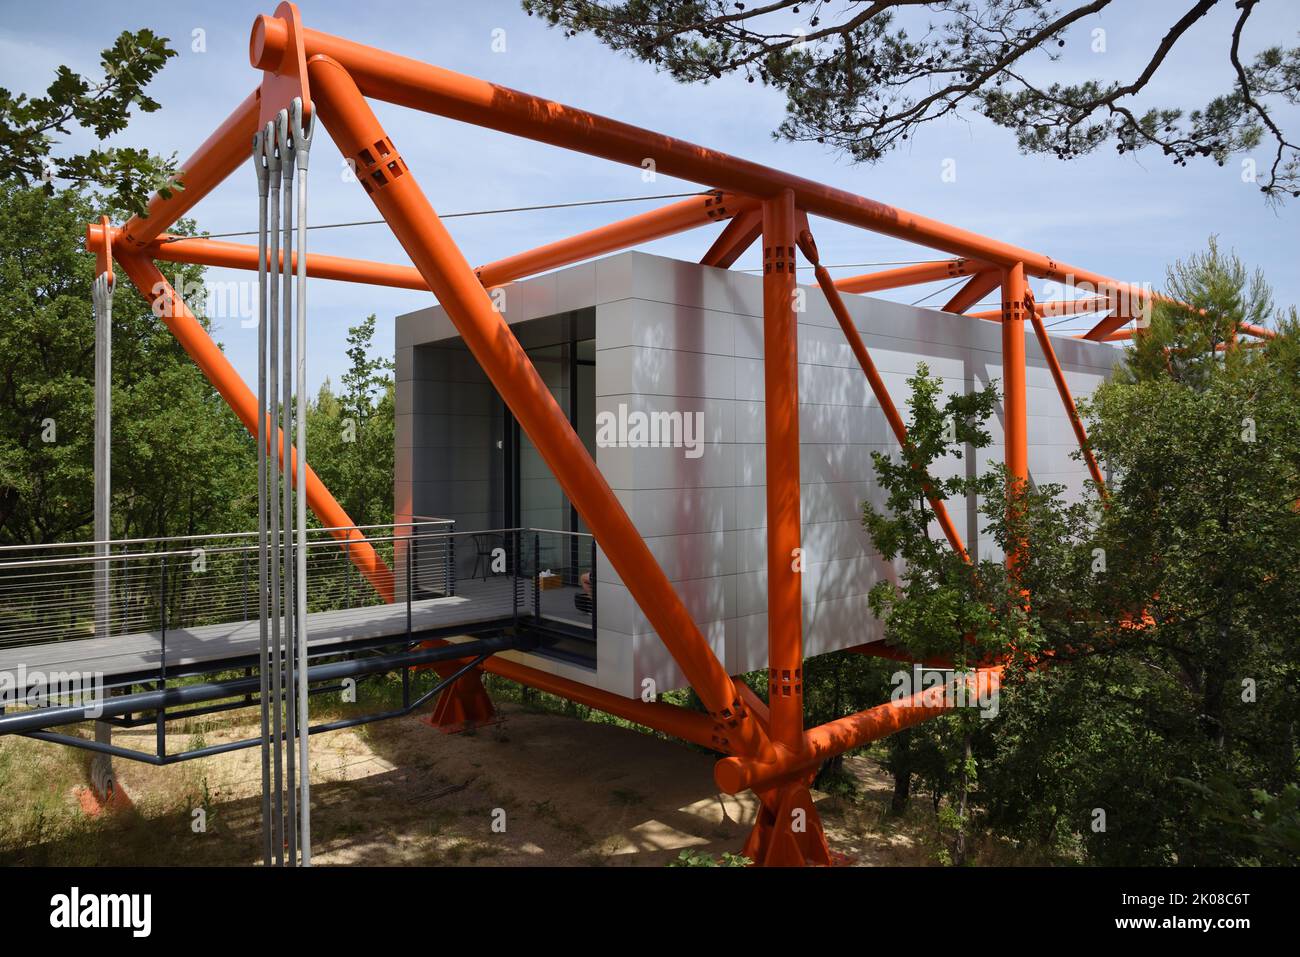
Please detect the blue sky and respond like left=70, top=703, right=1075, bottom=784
left=2, top=0, right=1297, bottom=391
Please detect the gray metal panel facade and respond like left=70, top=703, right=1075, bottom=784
left=396, top=251, right=1122, bottom=698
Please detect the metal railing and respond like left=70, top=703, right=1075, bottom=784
left=0, top=520, right=453, bottom=652
left=0, top=521, right=601, bottom=759
left=0, top=521, right=597, bottom=659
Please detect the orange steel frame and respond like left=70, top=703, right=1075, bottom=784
left=82, top=3, right=1275, bottom=865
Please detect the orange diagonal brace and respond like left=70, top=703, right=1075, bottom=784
left=798, top=228, right=970, bottom=562
left=1027, top=296, right=1106, bottom=492
left=120, top=89, right=262, bottom=249
left=942, top=269, right=1001, bottom=314
left=308, top=53, right=772, bottom=760
left=835, top=258, right=983, bottom=295
left=701, top=206, right=762, bottom=268
left=113, top=250, right=395, bottom=602
left=475, top=191, right=754, bottom=289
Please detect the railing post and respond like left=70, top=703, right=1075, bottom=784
left=511, top=529, right=519, bottom=626
left=533, top=532, right=540, bottom=622
left=406, top=533, right=412, bottom=637
left=157, top=554, right=168, bottom=759
left=444, top=528, right=454, bottom=598
left=159, top=554, right=168, bottom=675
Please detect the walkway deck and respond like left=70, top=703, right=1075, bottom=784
left=0, top=578, right=590, bottom=686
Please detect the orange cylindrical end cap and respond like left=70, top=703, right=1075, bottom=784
left=250, top=14, right=289, bottom=71
left=714, top=757, right=747, bottom=795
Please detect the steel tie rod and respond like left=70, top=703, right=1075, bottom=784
left=277, top=106, right=299, bottom=866
left=251, top=125, right=273, bottom=867
left=291, top=95, right=315, bottom=867
left=263, top=116, right=285, bottom=867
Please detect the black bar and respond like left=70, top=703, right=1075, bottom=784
left=0, top=632, right=532, bottom=736
left=157, top=556, right=167, bottom=758
left=19, top=652, right=497, bottom=766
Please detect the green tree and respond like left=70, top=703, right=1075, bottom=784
left=305, top=315, right=395, bottom=530
left=1126, top=236, right=1277, bottom=385
left=839, top=242, right=1298, bottom=864
left=978, top=243, right=1300, bottom=864
left=0, top=182, right=254, bottom=545
left=0, top=29, right=179, bottom=215
left=523, top=0, right=1300, bottom=199
left=860, top=365, right=1032, bottom=863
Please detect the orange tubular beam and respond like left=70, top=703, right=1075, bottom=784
left=1089, top=315, right=1277, bottom=341
left=307, top=54, right=771, bottom=760
left=88, top=225, right=429, bottom=291
left=475, top=654, right=718, bottom=748
left=761, top=190, right=805, bottom=749
left=120, top=89, right=262, bottom=249
left=715, top=667, right=1002, bottom=794
left=1239, top=322, right=1276, bottom=339
left=1028, top=302, right=1107, bottom=491
left=835, top=257, right=983, bottom=295
left=475, top=191, right=753, bottom=289
left=968, top=297, right=1108, bottom=321
left=246, top=20, right=1155, bottom=294
left=1084, top=284, right=1282, bottom=340
left=113, top=251, right=395, bottom=601
left=799, top=231, right=970, bottom=562
left=701, top=206, right=762, bottom=268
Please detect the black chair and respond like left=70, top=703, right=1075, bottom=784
left=470, top=532, right=505, bottom=581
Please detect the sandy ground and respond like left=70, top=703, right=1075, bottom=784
left=0, top=700, right=942, bottom=866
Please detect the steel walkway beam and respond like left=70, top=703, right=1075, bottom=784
left=0, top=632, right=529, bottom=737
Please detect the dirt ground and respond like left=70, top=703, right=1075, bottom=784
left=0, top=699, right=947, bottom=867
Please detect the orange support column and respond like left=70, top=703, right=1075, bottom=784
left=1001, top=263, right=1030, bottom=572
left=741, top=194, right=831, bottom=867
left=762, top=189, right=804, bottom=749
left=419, top=658, right=499, bottom=733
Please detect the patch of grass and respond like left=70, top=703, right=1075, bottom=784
left=668, top=849, right=751, bottom=867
